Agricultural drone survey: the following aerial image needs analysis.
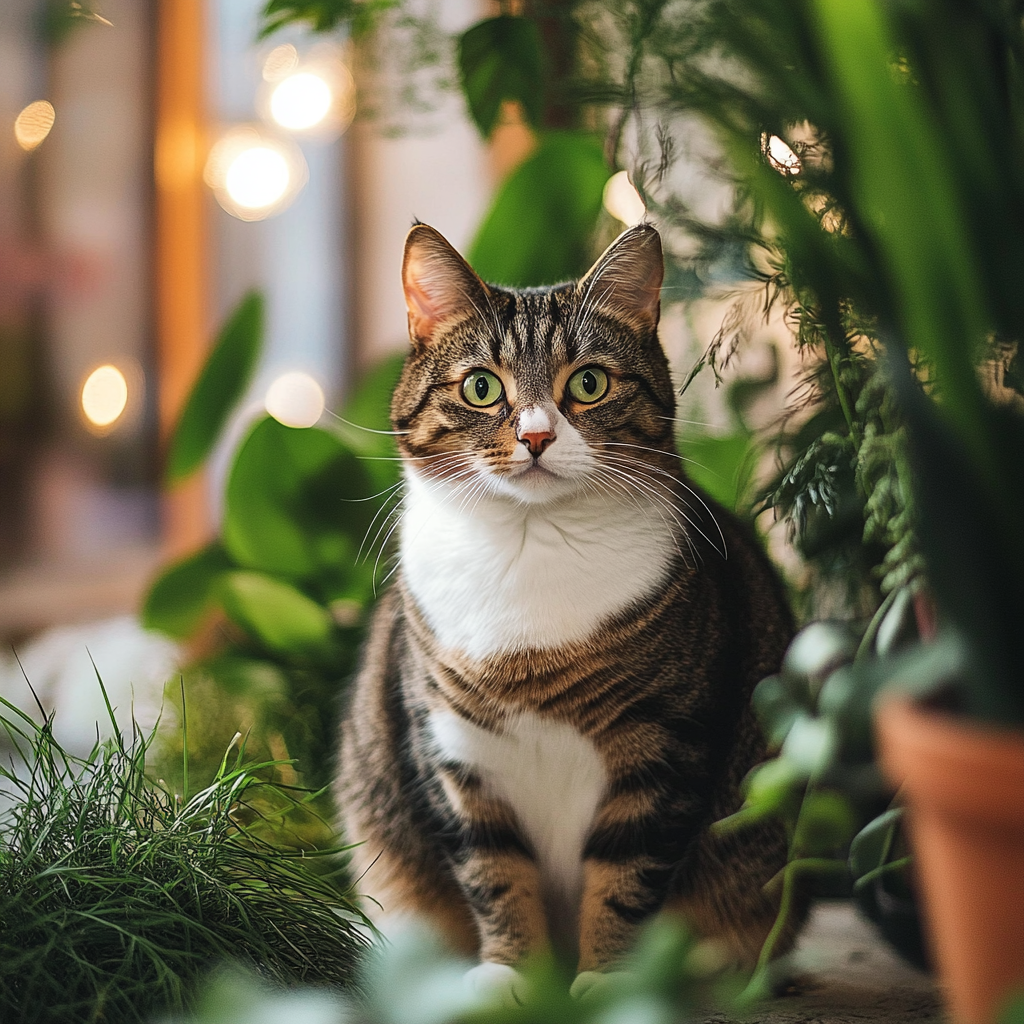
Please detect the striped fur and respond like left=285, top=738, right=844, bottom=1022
left=337, top=224, right=804, bottom=979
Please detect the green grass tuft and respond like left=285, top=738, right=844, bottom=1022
left=0, top=689, right=371, bottom=1024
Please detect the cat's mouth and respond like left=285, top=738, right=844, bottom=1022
left=510, top=461, right=560, bottom=481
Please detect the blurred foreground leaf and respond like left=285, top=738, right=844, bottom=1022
left=166, top=292, right=264, bottom=484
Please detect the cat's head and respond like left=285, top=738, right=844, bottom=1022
left=392, top=223, right=678, bottom=506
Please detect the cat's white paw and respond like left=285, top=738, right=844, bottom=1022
left=569, top=970, right=631, bottom=1001
left=464, top=962, right=529, bottom=1006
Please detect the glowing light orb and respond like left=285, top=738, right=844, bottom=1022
left=224, top=146, right=290, bottom=210
left=603, top=170, right=646, bottom=226
left=766, top=135, right=801, bottom=175
left=14, top=100, right=55, bottom=151
left=265, top=372, right=325, bottom=428
left=270, top=72, right=333, bottom=130
left=81, top=365, right=128, bottom=428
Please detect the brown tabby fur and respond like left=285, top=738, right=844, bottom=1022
left=336, top=223, right=804, bottom=976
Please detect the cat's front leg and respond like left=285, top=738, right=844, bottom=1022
left=576, top=780, right=704, bottom=974
left=437, top=768, right=550, bottom=968
left=575, top=857, right=676, bottom=973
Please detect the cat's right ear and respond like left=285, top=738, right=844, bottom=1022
left=402, top=225, right=491, bottom=347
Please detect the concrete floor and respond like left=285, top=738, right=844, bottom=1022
left=705, top=902, right=944, bottom=1024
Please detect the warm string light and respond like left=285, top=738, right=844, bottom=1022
left=81, top=365, right=129, bottom=428
left=14, top=100, right=55, bottom=151
left=204, top=127, right=307, bottom=221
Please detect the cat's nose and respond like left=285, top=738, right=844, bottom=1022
left=517, top=406, right=556, bottom=457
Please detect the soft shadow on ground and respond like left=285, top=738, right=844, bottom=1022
left=704, top=902, right=943, bottom=1024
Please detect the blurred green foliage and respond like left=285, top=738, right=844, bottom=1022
left=145, top=303, right=403, bottom=795
left=177, top=912, right=741, bottom=1024
left=166, top=292, right=264, bottom=485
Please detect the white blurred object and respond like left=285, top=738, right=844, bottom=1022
left=603, top=170, right=647, bottom=226
left=265, top=370, right=325, bottom=428
left=204, top=125, right=308, bottom=222
left=0, top=616, right=179, bottom=757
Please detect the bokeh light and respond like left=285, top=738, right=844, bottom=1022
left=265, top=372, right=325, bottom=429
left=204, top=127, right=307, bottom=221
left=603, top=171, right=646, bottom=226
left=225, top=146, right=290, bottom=210
left=14, top=100, right=55, bottom=151
left=81, top=365, right=128, bottom=429
left=270, top=72, right=333, bottom=131
left=256, top=45, right=356, bottom=140
left=765, top=134, right=801, bottom=175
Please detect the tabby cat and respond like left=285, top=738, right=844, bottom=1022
left=337, top=223, right=801, bottom=1000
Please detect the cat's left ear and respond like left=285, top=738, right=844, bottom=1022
left=402, top=224, right=492, bottom=347
left=576, top=224, right=663, bottom=334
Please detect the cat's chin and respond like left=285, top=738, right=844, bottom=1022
left=491, top=464, right=582, bottom=504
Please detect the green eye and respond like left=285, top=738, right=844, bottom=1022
left=567, top=366, right=609, bottom=404
left=462, top=370, right=504, bottom=407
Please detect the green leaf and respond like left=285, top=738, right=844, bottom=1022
left=219, top=571, right=334, bottom=658
left=742, top=756, right=806, bottom=819
left=457, top=15, right=544, bottom=138
left=751, top=675, right=802, bottom=749
left=223, top=417, right=376, bottom=586
left=678, top=429, right=757, bottom=511
left=998, top=991, right=1024, bottom=1024
left=781, top=715, right=838, bottom=776
left=468, top=132, right=610, bottom=288
left=258, top=0, right=392, bottom=38
left=793, top=790, right=857, bottom=856
left=141, top=543, right=233, bottom=640
left=166, top=292, right=264, bottom=484
left=849, top=807, right=903, bottom=883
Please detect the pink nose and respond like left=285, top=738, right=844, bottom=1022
left=520, top=431, right=554, bottom=457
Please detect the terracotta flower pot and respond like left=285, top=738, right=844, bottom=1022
left=876, top=698, right=1024, bottom=1024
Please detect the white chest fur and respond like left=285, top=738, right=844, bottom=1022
left=429, top=709, right=607, bottom=935
left=400, top=468, right=675, bottom=660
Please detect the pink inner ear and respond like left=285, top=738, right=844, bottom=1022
left=404, top=270, right=440, bottom=341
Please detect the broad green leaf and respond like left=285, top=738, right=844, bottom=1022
left=220, top=571, right=334, bottom=657
left=142, top=543, right=233, bottom=639
left=457, top=15, right=544, bottom=138
left=166, top=292, right=264, bottom=484
left=223, top=416, right=376, bottom=586
left=781, top=622, right=856, bottom=689
left=468, top=132, right=610, bottom=288
left=793, top=790, right=857, bottom=856
left=678, top=429, right=757, bottom=512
